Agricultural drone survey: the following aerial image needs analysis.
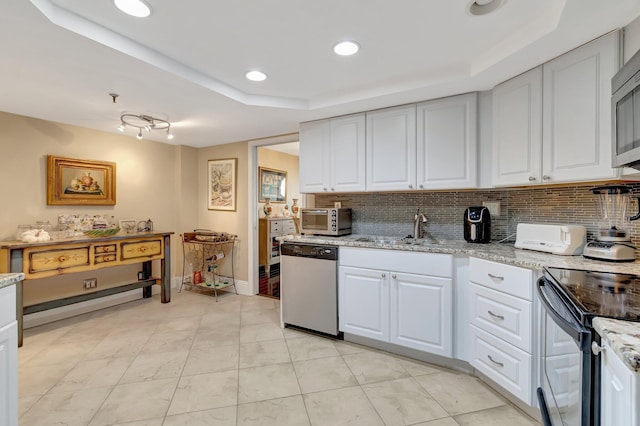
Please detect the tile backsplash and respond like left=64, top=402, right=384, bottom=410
left=315, top=183, right=640, bottom=250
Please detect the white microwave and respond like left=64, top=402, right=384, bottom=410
left=612, top=47, right=640, bottom=170
left=300, top=208, right=352, bottom=236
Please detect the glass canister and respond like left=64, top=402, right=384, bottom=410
left=35, top=220, right=53, bottom=233
left=16, top=224, right=31, bottom=240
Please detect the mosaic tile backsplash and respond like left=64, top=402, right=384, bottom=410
left=315, top=183, right=640, bottom=253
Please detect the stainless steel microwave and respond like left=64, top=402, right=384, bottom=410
left=300, top=208, right=352, bottom=236
left=612, top=47, right=640, bottom=170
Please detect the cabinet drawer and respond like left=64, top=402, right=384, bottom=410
left=470, top=257, right=532, bottom=300
left=0, top=285, right=16, bottom=327
left=120, top=239, right=162, bottom=260
left=341, top=247, right=452, bottom=278
left=94, top=244, right=116, bottom=254
left=469, top=324, right=532, bottom=404
left=26, top=246, right=90, bottom=274
left=469, top=283, right=532, bottom=352
left=283, top=221, right=296, bottom=234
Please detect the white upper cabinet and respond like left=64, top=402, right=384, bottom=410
left=299, top=113, right=366, bottom=193
left=366, top=104, right=417, bottom=191
left=542, top=31, right=619, bottom=183
left=492, top=32, right=620, bottom=186
left=417, top=93, right=478, bottom=189
left=492, top=67, right=543, bottom=186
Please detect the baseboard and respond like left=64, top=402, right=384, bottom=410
left=23, top=289, right=146, bottom=329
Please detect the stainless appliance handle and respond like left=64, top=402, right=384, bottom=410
left=536, top=388, right=553, bottom=426
left=302, top=209, right=329, bottom=214
left=537, top=277, right=591, bottom=350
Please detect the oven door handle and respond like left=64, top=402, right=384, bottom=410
left=537, top=277, right=591, bottom=350
left=536, top=387, right=553, bottom=426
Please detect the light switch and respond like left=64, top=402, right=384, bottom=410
left=482, top=201, right=501, bottom=217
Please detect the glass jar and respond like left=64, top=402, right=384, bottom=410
left=16, top=224, right=31, bottom=240
left=35, top=220, right=52, bottom=234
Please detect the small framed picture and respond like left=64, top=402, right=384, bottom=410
left=258, top=167, right=287, bottom=203
left=119, top=219, right=137, bottom=234
left=208, top=158, right=237, bottom=211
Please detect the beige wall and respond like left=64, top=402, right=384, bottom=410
left=0, top=111, right=187, bottom=303
left=257, top=147, right=300, bottom=218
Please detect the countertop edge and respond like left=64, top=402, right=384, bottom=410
left=0, top=273, right=24, bottom=289
left=593, top=317, right=640, bottom=372
left=0, top=231, right=175, bottom=249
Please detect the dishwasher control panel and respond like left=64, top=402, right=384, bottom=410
left=280, top=243, right=338, bottom=260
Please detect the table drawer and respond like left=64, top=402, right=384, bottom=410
left=469, top=324, right=532, bottom=404
left=120, top=239, right=162, bottom=260
left=470, top=257, right=532, bottom=301
left=26, top=246, right=90, bottom=274
left=94, top=244, right=116, bottom=254
left=469, top=283, right=532, bottom=352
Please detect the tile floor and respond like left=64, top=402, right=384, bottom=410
left=17, top=290, right=541, bottom=425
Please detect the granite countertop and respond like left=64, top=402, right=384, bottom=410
left=0, top=273, right=24, bottom=289
left=593, top=318, right=640, bottom=372
left=280, top=234, right=640, bottom=274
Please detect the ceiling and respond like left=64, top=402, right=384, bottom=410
left=2, top=0, right=640, bottom=148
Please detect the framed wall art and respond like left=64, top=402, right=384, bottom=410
left=258, top=167, right=287, bottom=203
left=208, top=158, right=237, bottom=211
left=47, top=155, right=116, bottom=205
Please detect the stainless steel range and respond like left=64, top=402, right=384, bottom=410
left=537, top=267, right=640, bottom=426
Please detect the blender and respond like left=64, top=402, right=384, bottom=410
left=583, top=185, right=640, bottom=262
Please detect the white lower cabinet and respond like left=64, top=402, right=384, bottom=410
left=468, top=257, right=535, bottom=405
left=0, top=285, right=17, bottom=426
left=601, top=340, right=640, bottom=426
left=339, top=248, right=453, bottom=357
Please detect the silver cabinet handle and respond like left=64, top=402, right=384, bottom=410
left=392, top=274, right=397, bottom=279
left=331, top=188, right=335, bottom=191
left=381, top=273, right=386, bottom=278
left=487, top=355, right=504, bottom=367
left=419, top=185, right=424, bottom=189
left=591, top=341, right=606, bottom=356
left=323, top=187, right=328, bottom=191
left=542, top=175, right=550, bottom=181
left=487, top=273, right=504, bottom=281
left=488, top=310, right=504, bottom=320
left=409, top=185, right=413, bottom=189
left=528, top=176, right=536, bottom=182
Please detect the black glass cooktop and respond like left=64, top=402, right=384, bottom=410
left=544, top=267, right=640, bottom=323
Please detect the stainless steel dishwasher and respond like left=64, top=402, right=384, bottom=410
left=280, top=242, right=340, bottom=337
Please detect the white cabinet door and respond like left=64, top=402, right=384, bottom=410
left=330, top=113, right=366, bottom=192
left=299, top=119, right=330, bottom=193
left=0, top=321, right=17, bottom=426
left=601, top=341, right=639, bottom=426
left=417, top=93, right=478, bottom=189
left=542, top=31, right=620, bottom=183
left=339, top=266, right=389, bottom=342
left=492, top=67, right=543, bottom=186
left=366, top=105, right=417, bottom=191
left=390, top=272, right=453, bottom=356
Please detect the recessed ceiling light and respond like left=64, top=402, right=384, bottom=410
left=246, top=70, right=267, bottom=82
left=333, top=41, right=360, bottom=56
left=467, top=0, right=505, bottom=16
left=114, top=0, right=152, bottom=18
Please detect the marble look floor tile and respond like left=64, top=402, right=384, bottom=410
left=333, top=341, right=373, bottom=355
left=363, top=377, right=449, bottom=425
left=199, top=312, right=241, bottom=330
left=238, top=362, right=301, bottom=404
left=241, top=309, right=279, bottom=326
left=303, top=386, right=384, bottom=426
left=19, top=386, right=112, bottom=426
left=19, top=362, right=76, bottom=397
left=342, top=351, right=411, bottom=384
left=167, top=370, right=238, bottom=415
left=192, top=325, right=241, bottom=349
left=50, top=356, right=134, bottom=393
left=454, top=405, right=539, bottom=426
left=399, top=358, right=450, bottom=377
left=282, top=327, right=311, bottom=340
left=413, top=417, right=461, bottom=426
left=239, top=339, right=291, bottom=368
left=237, top=395, right=310, bottom=426
left=241, top=296, right=277, bottom=312
left=163, top=406, right=236, bottom=426
left=156, top=316, right=202, bottom=333
left=415, top=372, right=505, bottom=416
left=240, top=322, right=285, bottom=343
left=110, top=419, right=164, bottom=426
left=139, top=330, right=196, bottom=354
left=182, top=344, right=239, bottom=376
left=22, top=339, right=102, bottom=367
left=84, top=333, right=150, bottom=360
left=293, top=356, right=358, bottom=394
left=18, top=394, right=41, bottom=418
left=286, top=335, right=340, bottom=361
left=119, top=349, right=189, bottom=384
left=89, top=378, right=178, bottom=425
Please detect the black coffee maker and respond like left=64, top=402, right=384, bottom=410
left=464, top=207, right=491, bottom=243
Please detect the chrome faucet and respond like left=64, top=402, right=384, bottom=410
left=413, top=208, right=428, bottom=239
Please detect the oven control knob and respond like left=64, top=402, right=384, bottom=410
left=591, top=341, right=606, bottom=356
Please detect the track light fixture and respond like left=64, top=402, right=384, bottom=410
left=118, top=113, right=174, bottom=140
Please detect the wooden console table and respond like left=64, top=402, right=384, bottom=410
left=0, top=231, right=173, bottom=346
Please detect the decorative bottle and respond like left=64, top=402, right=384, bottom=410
left=291, top=198, right=299, bottom=217
left=263, top=198, right=273, bottom=217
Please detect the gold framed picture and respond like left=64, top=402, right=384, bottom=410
left=208, top=158, right=237, bottom=211
left=47, top=155, right=116, bottom=205
left=258, top=167, right=287, bottom=203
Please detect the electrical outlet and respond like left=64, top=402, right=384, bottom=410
left=482, top=201, right=501, bottom=217
left=83, top=278, right=97, bottom=290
